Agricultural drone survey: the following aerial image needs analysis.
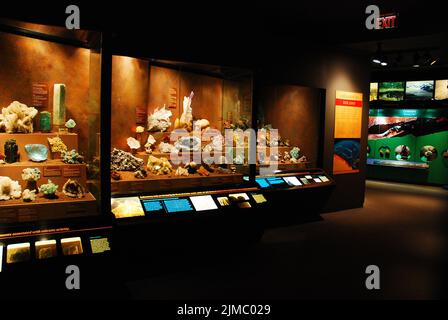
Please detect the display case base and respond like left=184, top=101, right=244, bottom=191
left=0, top=192, right=97, bottom=223
left=111, top=172, right=244, bottom=194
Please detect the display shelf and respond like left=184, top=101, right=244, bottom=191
left=0, top=132, right=78, bottom=160
left=0, top=192, right=97, bottom=223
left=258, top=161, right=310, bottom=171
left=367, top=158, right=429, bottom=169
left=111, top=172, right=244, bottom=194
left=0, top=159, right=87, bottom=189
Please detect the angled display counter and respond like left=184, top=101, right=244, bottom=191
left=109, top=56, right=267, bottom=254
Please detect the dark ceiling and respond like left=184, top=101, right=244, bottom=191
left=2, top=1, right=447, bottom=72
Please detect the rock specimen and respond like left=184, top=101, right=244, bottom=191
left=136, top=126, right=145, bottom=134
left=0, top=176, right=22, bottom=200
left=40, top=111, right=51, bottom=132
left=0, top=101, right=38, bottom=133
left=61, top=149, right=84, bottom=164
left=22, top=189, right=36, bottom=202
left=174, top=136, right=201, bottom=152
left=159, top=142, right=178, bottom=154
left=290, top=147, right=301, bottom=160
left=147, top=105, right=172, bottom=132
left=111, top=148, right=144, bottom=171
left=147, top=156, right=172, bottom=175
left=197, top=166, right=210, bottom=176
left=111, top=171, right=122, bottom=181
left=175, top=167, right=189, bottom=176
left=134, top=169, right=147, bottom=179
left=25, top=144, right=48, bottom=162
left=175, top=91, right=194, bottom=130
left=144, top=135, right=156, bottom=154
left=194, top=119, right=210, bottom=130
left=65, top=119, right=76, bottom=129
left=53, top=84, right=66, bottom=126
left=62, top=179, right=85, bottom=198
left=21, top=168, right=41, bottom=193
left=48, top=136, right=68, bottom=153
left=127, top=137, right=141, bottom=151
left=185, top=161, right=198, bottom=174
left=234, top=154, right=245, bottom=165
left=216, top=167, right=231, bottom=174
left=283, top=151, right=291, bottom=162
left=4, top=139, right=19, bottom=163
left=39, top=180, right=58, bottom=199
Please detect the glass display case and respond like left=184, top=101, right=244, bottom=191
left=109, top=56, right=262, bottom=219
left=255, top=84, right=334, bottom=192
left=0, top=19, right=110, bottom=274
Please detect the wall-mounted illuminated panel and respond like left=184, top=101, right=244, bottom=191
left=90, top=236, right=111, bottom=254
left=435, top=80, right=448, bottom=100
left=61, top=237, right=83, bottom=256
left=35, top=240, right=57, bottom=260
left=163, top=198, right=194, bottom=213
left=0, top=246, right=3, bottom=272
left=190, top=195, right=218, bottom=212
left=6, top=243, right=31, bottom=264
left=405, top=81, right=434, bottom=100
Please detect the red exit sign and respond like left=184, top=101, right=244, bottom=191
left=377, top=14, right=397, bottom=29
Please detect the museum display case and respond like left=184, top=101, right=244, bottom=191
left=0, top=19, right=112, bottom=274
left=368, top=80, right=448, bottom=185
left=109, top=56, right=268, bottom=222
left=255, top=84, right=335, bottom=192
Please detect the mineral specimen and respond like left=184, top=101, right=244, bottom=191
left=21, top=168, right=41, bottom=193
left=147, top=156, right=172, bottom=175
left=53, top=84, right=66, bottom=126
left=174, top=136, right=201, bottom=152
left=136, top=126, right=145, bottom=134
left=4, top=139, right=19, bottom=163
left=48, top=136, right=68, bottom=153
left=39, top=180, right=58, bottom=198
left=127, top=137, right=141, bottom=151
left=147, top=105, right=172, bottom=132
left=0, top=176, right=22, bottom=201
left=62, top=179, right=85, bottom=198
left=175, top=91, right=194, bottom=130
left=144, top=135, right=156, bottom=154
left=216, top=167, right=231, bottom=174
left=234, top=154, right=245, bottom=165
left=111, top=148, right=144, bottom=171
left=40, top=111, right=51, bottom=132
left=290, top=147, right=301, bottom=160
left=61, top=149, right=84, bottom=164
left=25, top=144, right=48, bottom=162
left=194, top=119, right=210, bottom=130
left=283, top=151, right=291, bottom=162
left=22, top=189, right=36, bottom=202
left=197, top=166, right=210, bottom=176
left=175, top=167, right=189, bottom=176
left=185, top=161, right=198, bottom=174
left=159, top=142, right=178, bottom=154
left=111, top=171, right=122, bottom=181
left=134, top=169, right=147, bottom=179
left=65, top=119, right=76, bottom=129
left=0, top=101, right=38, bottom=133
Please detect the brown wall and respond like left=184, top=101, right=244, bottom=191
left=0, top=31, right=97, bottom=159
left=260, top=85, right=322, bottom=166
left=111, top=55, right=149, bottom=150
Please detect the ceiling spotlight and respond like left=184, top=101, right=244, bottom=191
left=430, top=59, right=438, bottom=66
left=372, top=43, right=383, bottom=64
left=381, top=56, right=388, bottom=66
left=413, top=52, right=420, bottom=68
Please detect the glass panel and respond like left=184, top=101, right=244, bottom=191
left=0, top=22, right=101, bottom=226
left=110, top=57, right=253, bottom=204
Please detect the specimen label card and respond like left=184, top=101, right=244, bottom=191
left=32, top=83, right=49, bottom=107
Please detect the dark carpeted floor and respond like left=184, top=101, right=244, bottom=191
left=126, top=180, right=448, bottom=299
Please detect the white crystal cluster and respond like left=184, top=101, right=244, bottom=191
left=0, top=101, right=38, bottom=133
